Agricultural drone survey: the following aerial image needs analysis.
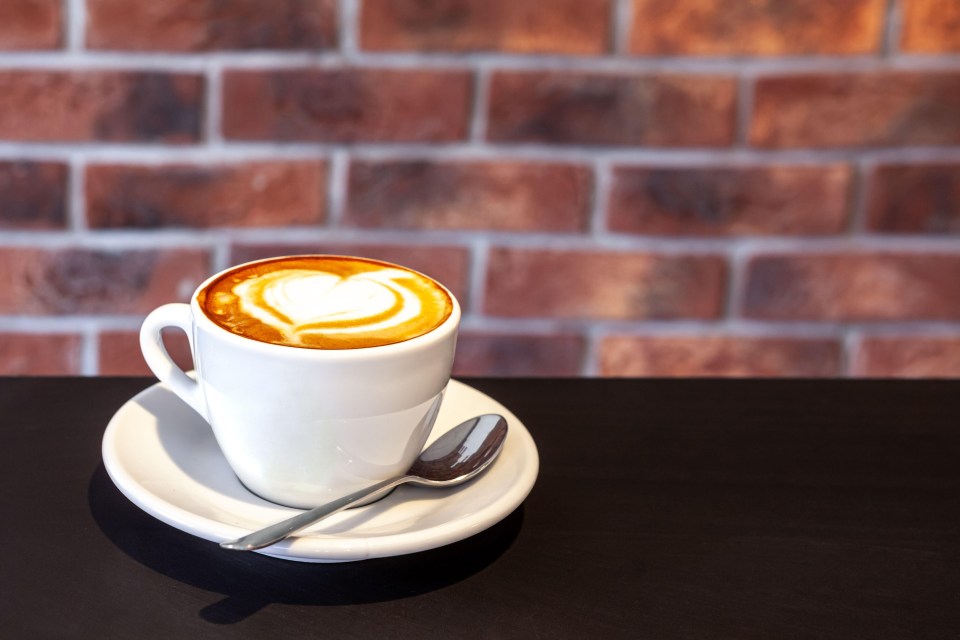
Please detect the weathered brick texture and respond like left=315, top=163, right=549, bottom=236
left=750, top=72, right=960, bottom=148
left=86, top=161, right=327, bottom=228
left=0, top=162, right=67, bottom=229
left=0, top=249, right=210, bottom=315
left=599, top=336, right=842, bottom=377
left=0, top=0, right=61, bottom=50
left=0, top=72, right=203, bottom=142
left=222, top=69, right=471, bottom=142
left=0, top=334, right=81, bottom=375
left=453, top=333, right=586, bottom=377
left=485, top=248, right=727, bottom=320
left=346, top=160, right=592, bottom=232
left=865, top=164, right=960, bottom=234
left=900, top=0, right=960, bottom=53
left=742, top=254, right=960, bottom=321
left=629, top=0, right=884, bottom=56
left=86, top=0, right=338, bottom=51
left=361, top=0, right=610, bottom=54
left=608, top=165, right=852, bottom=236
left=852, top=337, right=960, bottom=377
left=487, top=72, right=736, bottom=147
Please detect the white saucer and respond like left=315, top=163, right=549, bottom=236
left=102, top=379, right=539, bottom=563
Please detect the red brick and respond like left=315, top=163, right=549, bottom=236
left=0, top=0, right=60, bottom=50
left=750, top=72, right=960, bottom=148
left=360, top=0, right=609, bottom=54
left=608, top=165, right=851, bottom=236
left=87, top=0, right=337, bottom=51
left=0, top=248, right=210, bottom=315
left=0, top=161, right=67, bottom=229
left=222, top=69, right=471, bottom=142
left=599, top=336, right=841, bottom=377
left=86, top=161, right=326, bottom=229
left=852, top=337, right=960, bottom=377
left=742, top=253, right=960, bottom=321
left=453, top=333, right=586, bottom=377
left=346, top=160, right=592, bottom=232
left=99, top=330, right=194, bottom=376
left=0, top=334, right=81, bottom=375
left=630, top=0, right=884, bottom=56
left=229, top=243, right=471, bottom=306
left=487, top=71, right=736, bottom=147
left=484, top=248, right=726, bottom=320
left=901, top=0, right=960, bottom=53
left=0, top=72, right=203, bottom=142
left=865, top=164, right=960, bottom=234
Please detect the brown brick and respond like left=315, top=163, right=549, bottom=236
left=487, top=71, right=736, bottom=147
left=99, top=330, right=194, bottom=376
left=0, top=161, right=67, bottom=229
left=630, top=0, right=883, bottom=56
left=0, top=0, right=61, bottom=50
left=852, top=337, right=960, bottom=377
left=742, top=253, right=960, bottom=321
left=608, top=165, right=851, bottom=236
left=360, top=0, right=609, bottom=54
left=0, top=248, right=210, bottom=315
left=901, top=0, right=960, bottom=53
left=484, top=248, right=726, bottom=319
left=87, top=0, right=337, bottom=51
left=222, top=69, right=471, bottom=142
left=229, top=243, right=471, bottom=306
left=0, top=72, right=203, bottom=142
left=0, top=334, right=82, bottom=375
left=750, top=72, right=960, bottom=148
left=865, top=164, right=960, bottom=234
left=86, top=161, right=326, bottom=229
left=453, top=333, right=586, bottom=377
left=599, top=336, right=841, bottom=377
left=346, top=160, right=591, bottom=232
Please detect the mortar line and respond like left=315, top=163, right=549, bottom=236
left=65, top=0, right=85, bottom=52
left=204, top=61, right=223, bottom=146
left=0, top=51, right=958, bottom=72
left=67, top=154, right=86, bottom=232
left=611, top=0, right=633, bottom=55
left=80, top=324, right=99, bottom=376
left=326, top=150, right=349, bottom=227
left=882, top=0, right=902, bottom=58
left=468, top=66, right=491, bottom=143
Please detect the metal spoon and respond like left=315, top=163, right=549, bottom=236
left=220, top=414, right=509, bottom=551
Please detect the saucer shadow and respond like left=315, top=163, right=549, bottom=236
left=88, top=463, right=523, bottom=623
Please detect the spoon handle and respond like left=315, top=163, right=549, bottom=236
left=220, top=476, right=408, bottom=551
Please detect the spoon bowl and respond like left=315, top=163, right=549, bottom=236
left=221, top=414, right=508, bottom=551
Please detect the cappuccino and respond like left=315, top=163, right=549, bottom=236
left=197, top=256, right=453, bottom=349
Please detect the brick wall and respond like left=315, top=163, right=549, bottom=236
left=1, top=0, right=959, bottom=378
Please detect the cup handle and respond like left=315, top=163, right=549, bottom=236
left=140, top=303, right=206, bottom=419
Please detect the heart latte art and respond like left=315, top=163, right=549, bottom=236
left=197, top=256, right=453, bottom=349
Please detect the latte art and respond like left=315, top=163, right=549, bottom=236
left=198, top=256, right=453, bottom=349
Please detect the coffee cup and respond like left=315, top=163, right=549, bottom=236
left=139, top=255, right=460, bottom=508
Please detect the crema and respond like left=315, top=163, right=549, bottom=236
left=197, top=256, right=453, bottom=349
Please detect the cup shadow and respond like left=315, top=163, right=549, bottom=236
left=88, top=463, right=524, bottom=623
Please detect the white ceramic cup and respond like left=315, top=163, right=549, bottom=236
left=139, top=258, right=460, bottom=508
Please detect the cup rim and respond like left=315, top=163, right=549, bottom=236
left=189, top=254, right=461, bottom=359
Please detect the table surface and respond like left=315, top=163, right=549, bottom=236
left=1, top=377, right=958, bottom=639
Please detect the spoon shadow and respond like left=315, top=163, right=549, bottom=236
left=88, top=463, right=523, bottom=624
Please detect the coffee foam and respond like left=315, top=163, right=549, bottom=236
left=197, top=256, right=453, bottom=349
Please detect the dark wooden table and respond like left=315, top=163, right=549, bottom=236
left=1, top=377, right=958, bottom=639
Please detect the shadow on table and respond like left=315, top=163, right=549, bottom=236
left=88, top=463, right=523, bottom=623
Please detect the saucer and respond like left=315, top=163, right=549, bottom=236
left=101, top=379, right=539, bottom=563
